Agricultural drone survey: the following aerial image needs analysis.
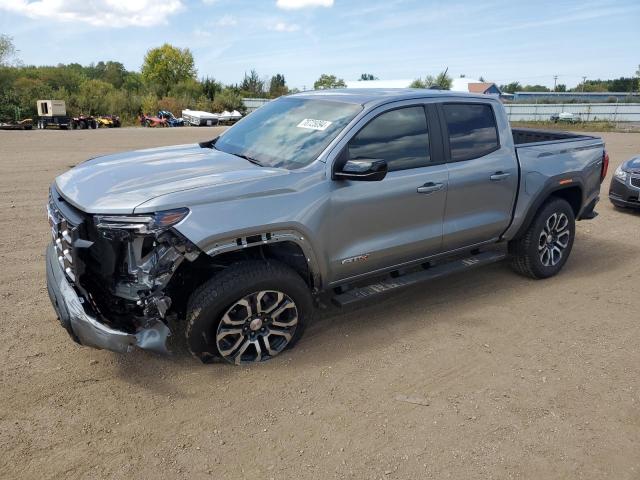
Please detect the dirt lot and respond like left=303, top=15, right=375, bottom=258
left=1, top=127, right=639, bottom=479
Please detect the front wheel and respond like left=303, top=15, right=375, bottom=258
left=509, top=198, right=576, bottom=279
left=186, top=261, right=313, bottom=365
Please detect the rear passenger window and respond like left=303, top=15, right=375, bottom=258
left=443, top=103, right=499, bottom=162
left=348, top=106, right=430, bottom=171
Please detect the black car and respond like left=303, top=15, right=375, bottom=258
left=609, top=156, right=640, bottom=209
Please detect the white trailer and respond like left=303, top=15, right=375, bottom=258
left=182, top=109, right=220, bottom=126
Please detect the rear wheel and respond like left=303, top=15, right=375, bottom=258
left=509, top=198, right=575, bottom=279
left=186, top=260, right=312, bottom=365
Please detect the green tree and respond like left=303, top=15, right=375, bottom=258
left=202, top=77, right=223, bottom=100
left=410, top=70, right=452, bottom=90
left=98, top=61, right=127, bottom=88
left=77, top=79, right=115, bottom=115
left=522, top=84, right=551, bottom=92
left=313, top=74, right=346, bottom=90
left=240, top=69, right=265, bottom=97
left=170, top=78, right=203, bottom=100
left=269, top=73, right=288, bottom=97
left=123, top=72, right=143, bottom=92
left=141, top=44, right=196, bottom=97
left=212, top=89, right=244, bottom=112
left=0, top=34, right=18, bottom=66
left=555, top=84, right=567, bottom=92
left=499, top=81, right=522, bottom=93
left=359, top=73, right=378, bottom=81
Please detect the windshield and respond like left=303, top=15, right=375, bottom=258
left=214, top=97, right=362, bottom=169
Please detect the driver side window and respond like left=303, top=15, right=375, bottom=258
left=348, top=106, right=431, bottom=172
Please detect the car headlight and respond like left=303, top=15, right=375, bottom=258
left=614, top=165, right=628, bottom=182
left=94, top=208, right=190, bottom=234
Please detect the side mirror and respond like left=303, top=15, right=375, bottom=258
left=333, top=158, right=388, bottom=181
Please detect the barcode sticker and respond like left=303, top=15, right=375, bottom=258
left=297, top=118, right=332, bottom=131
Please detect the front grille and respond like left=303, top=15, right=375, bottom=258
left=631, top=176, right=640, bottom=188
left=48, top=197, right=79, bottom=282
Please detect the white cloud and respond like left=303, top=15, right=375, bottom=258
left=276, top=0, right=333, bottom=10
left=194, top=28, right=213, bottom=38
left=0, top=0, right=183, bottom=27
left=270, top=21, right=301, bottom=32
left=216, top=14, right=237, bottom=26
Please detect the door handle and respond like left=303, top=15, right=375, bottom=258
left=490, top=172, right=511, bottom=181
left=417, top=182, right=444, bottom=194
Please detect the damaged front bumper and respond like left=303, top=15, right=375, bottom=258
left=46, top=244, right=171, bottom=354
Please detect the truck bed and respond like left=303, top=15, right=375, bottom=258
left=511, top=128, right=596, bottom=145
left=503, top=128, right=605, bottom=239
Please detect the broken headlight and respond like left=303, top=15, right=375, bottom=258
left=94, top=208, right=190, bottom=234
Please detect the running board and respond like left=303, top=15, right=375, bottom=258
left=331, top=251, right=507, bottom=307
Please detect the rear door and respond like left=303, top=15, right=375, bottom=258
left=326, top=103, right=449, bottom=283
left=439, top=101, right=518, bottom=251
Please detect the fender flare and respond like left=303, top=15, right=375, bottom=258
left=204, top=229, right=322, bottom=291
left=511, top=180, right=584, bottom=240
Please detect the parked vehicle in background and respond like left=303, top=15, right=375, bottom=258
left=218, top=110, right=243, bottom=124
left=96, top=115, right=121, bottom=128
left=37, top=99, right=70, bottom=129
left=46, top=89, right=607, bottom=365
left=609, top=155, right=640, bottom=209
left=551, top=112, right=581, bottom=123
left=0, top=118, right=33, bottom=130
left=139, top=113, right=167, bottom=127
left=158, top=111, right=185, bottom=127
left=69, top=115, right=97, bottom=130
left=182, top=109, right=220, bottom=126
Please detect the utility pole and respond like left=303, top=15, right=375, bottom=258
left=582, top=76, right=587, bottom=92
left=553, top=75, right=558, bottom=92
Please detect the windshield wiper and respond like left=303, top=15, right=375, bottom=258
left=233, top=153, right=264, bottom=167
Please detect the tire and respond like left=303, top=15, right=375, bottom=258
left=186, top=260, right=313, bottom=365
left=145, top=120, right=152, bottom=128
left=509, top=197, right=576, bottom=279
left=70, top=121, right=77, bottom=130
left=90, top=120, right=97, bottom=129
left=78, top=120, right=86, bottom=129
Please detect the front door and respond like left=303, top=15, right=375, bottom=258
left=326, top=104, right=449, bottom=283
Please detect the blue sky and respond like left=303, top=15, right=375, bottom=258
left=0, top=0, right=638, bottom=89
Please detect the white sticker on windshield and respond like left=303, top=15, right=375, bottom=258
left=297, top=118, right=332, bottom=131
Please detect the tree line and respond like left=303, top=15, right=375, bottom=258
left=0, top=37, right=293, bottom=123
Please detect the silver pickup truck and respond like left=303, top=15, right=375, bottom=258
left=46, top=89, right=608, bottom=365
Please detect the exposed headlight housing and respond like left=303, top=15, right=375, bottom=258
left=614, top=165, right=628, bottom=182
left=94, top=208, right=190, bottom=234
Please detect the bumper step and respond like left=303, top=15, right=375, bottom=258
left=332, top=250, right=507, bottom=307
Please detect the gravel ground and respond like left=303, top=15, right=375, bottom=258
left=1, top=127, right=639, bottom=480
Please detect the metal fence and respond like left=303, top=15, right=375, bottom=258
left=504, top=103, right=640, bottom=122
left=242, top=98, right=271, bottom=113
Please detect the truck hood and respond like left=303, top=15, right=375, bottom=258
left=55, top=144, right=289, bottom=214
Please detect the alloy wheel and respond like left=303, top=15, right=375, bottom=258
left=215, top=290, right=299, bottom=364
left=538, top=212, right=570, bottom=267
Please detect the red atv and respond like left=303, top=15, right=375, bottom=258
left=139, top=113, right=167, bottom=128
